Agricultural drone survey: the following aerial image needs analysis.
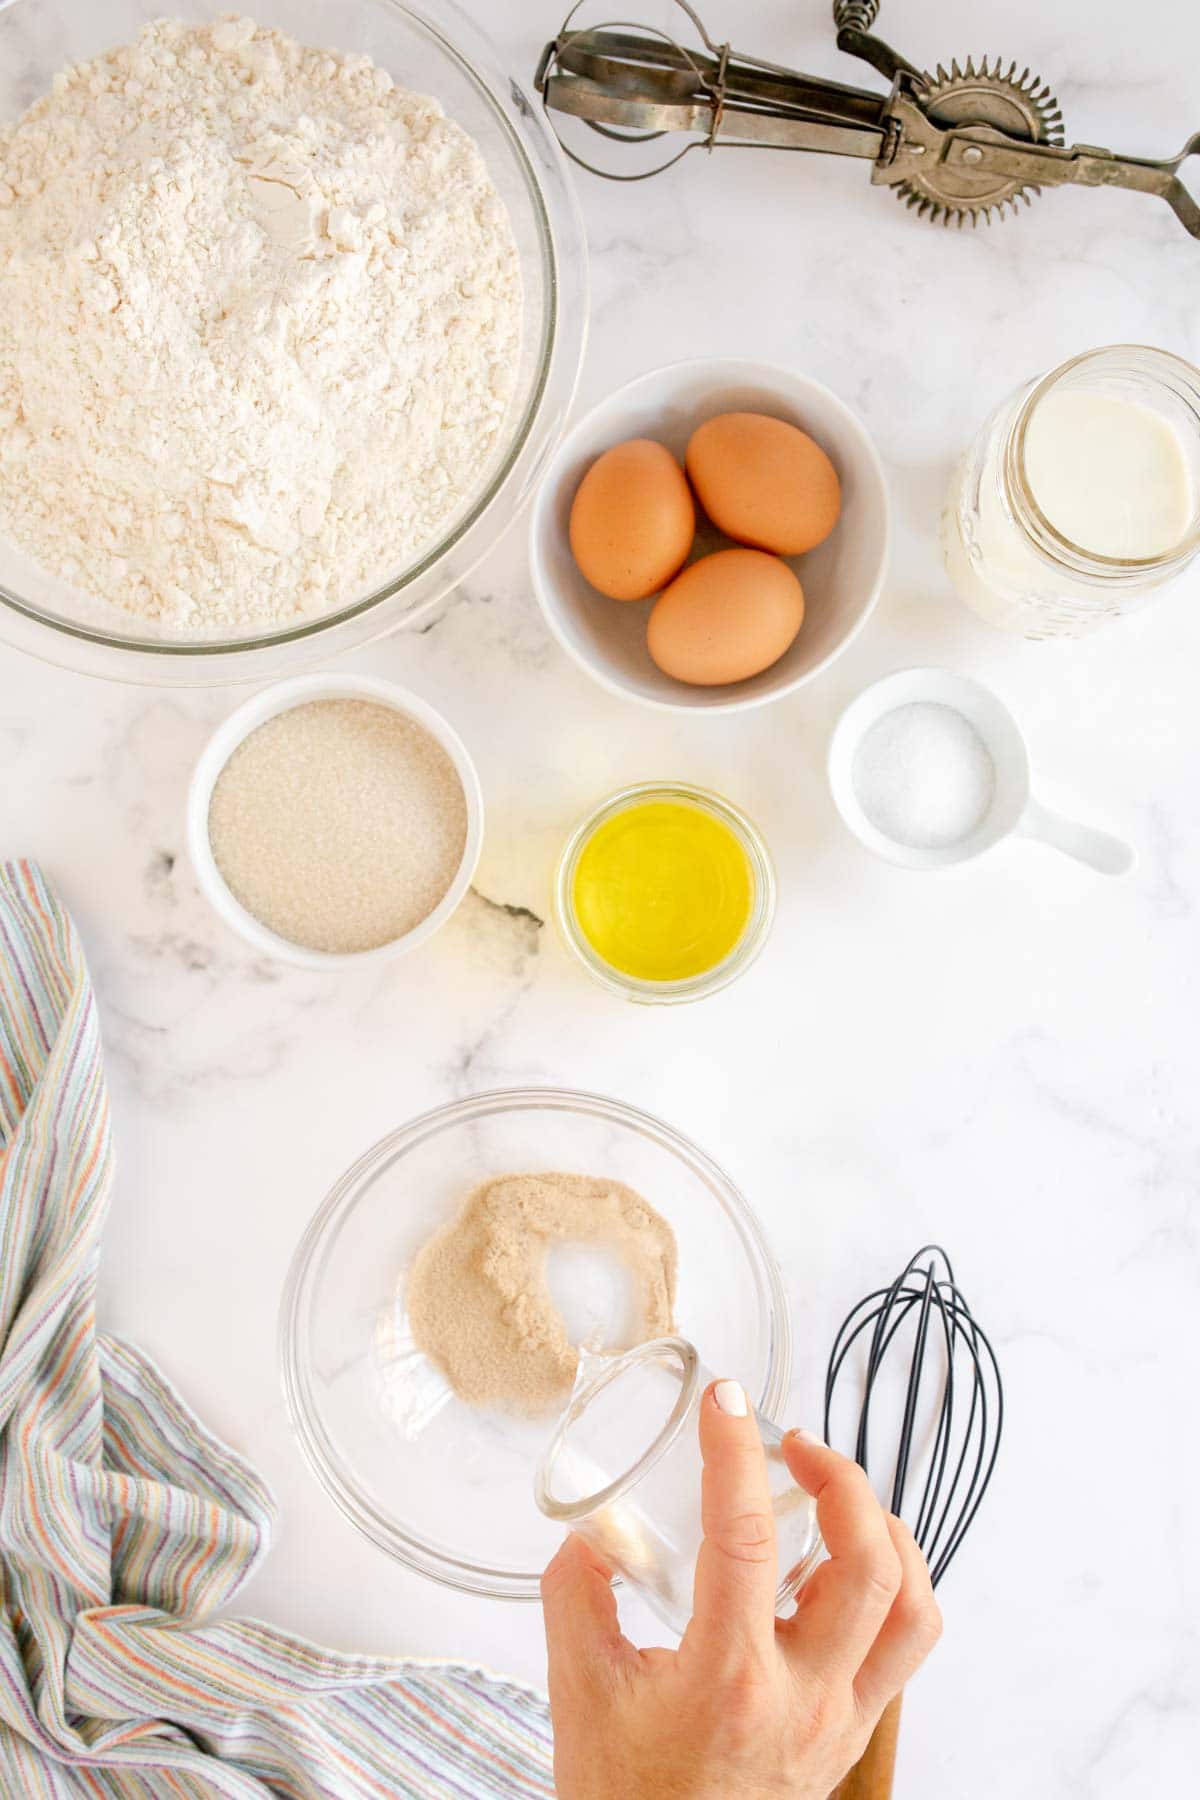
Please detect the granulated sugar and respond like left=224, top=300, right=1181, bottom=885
left=852, top=701, right=996, bottom=850
left=208, top=699, right=468, bottom=954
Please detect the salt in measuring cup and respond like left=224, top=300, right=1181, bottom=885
left=534, top=1336, right=824, bottom=1636
left=827, top=667, right=1135, bottom=875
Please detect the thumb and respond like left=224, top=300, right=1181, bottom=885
left=541, top=1533, right=629, bottom=1695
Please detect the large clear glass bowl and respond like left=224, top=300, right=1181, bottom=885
left=0, top=0, right=587, bottom=683
left=279, top=1088, right=792, bottom=1601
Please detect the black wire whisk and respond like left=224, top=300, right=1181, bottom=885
left=822, top=1248, right=1002, bottom=1796
left=823, top=1244, right=1002, bottom=1590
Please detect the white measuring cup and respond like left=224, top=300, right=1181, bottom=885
left=827, top=668, right=1136, bottom=875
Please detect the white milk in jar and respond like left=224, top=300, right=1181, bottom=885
left=942, top=346, right=1200, bottom=638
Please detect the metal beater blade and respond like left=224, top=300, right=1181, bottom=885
left=534, top=0, right=1200, bottom=235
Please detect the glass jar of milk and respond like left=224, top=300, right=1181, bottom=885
left=942, top=345, right=1200, bottom=638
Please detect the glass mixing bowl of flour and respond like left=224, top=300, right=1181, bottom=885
left=0, top=0, right=586, bottom=683
left=279, top=1087, right=792, bottom=1601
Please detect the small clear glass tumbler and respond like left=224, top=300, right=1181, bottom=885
left=553, top=782, right=777, bottom=1005
left=534, top=1336, right=824, bottom=1635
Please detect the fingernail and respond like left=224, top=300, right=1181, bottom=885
left=786, top=1427, right=822, bottom=1445
left=714, top=1379, right=748, bottom=1417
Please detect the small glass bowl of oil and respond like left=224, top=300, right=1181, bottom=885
left=554, top=781, right=776, bottom=1004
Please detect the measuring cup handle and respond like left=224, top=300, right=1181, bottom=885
left=1016, top=797, right=1136, bottom=876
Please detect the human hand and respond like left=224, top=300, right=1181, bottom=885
left=541, top=1380, right=941, bottom=1800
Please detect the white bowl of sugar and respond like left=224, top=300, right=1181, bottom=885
left=187, top=673, right=484, bottom=969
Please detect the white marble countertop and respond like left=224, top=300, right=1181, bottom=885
left=4, top=0, right=1199, bottom=1792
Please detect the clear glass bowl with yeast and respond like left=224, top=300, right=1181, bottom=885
left=0, top=0, right=586, bottom=683
left=279, top=1087, right=792, bottom=1601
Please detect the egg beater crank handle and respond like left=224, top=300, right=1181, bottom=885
left=933, top=130, right=1200, bottom=238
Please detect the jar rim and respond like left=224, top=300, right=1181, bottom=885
left=534, top=1335, right=700, bottom=1523
left=1005, top=343, right=1200, bottom=580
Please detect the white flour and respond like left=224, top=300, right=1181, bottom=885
left=0, top=14, right=522, bottom=632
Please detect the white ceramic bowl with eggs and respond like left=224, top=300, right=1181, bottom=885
left=187, top=672, right=484, bottom=970
left=529, top=357, right=890, bottom=714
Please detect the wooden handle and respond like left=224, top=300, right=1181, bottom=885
left=830, top=1693, right=903, bottom=1800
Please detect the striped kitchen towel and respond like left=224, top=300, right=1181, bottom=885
left=0, top=860, right=555, bottom=1799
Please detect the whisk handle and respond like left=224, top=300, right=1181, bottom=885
left=830, top=1692, right=903, bottom=1800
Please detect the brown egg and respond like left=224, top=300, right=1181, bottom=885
left=686, top=412, right=841, bottom=555
left=647, top=548, right=805, bottom=687
left=569, top=438, right=695, bottom=601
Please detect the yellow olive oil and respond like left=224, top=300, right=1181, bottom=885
left=571, top=799, right=754, bottom=983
